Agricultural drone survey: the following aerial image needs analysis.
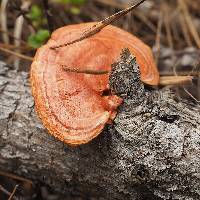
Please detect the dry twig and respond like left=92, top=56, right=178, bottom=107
left=0, top=28, right=28, bottom=45
left=42, top=0, right=54, bottom=32
left=159, top=76, right=193, bottom=86
left=178, top=12, right=193, bottom=46
left=0, top=185, right=18, bottom=200
left=0, top=170, right=33, bottom=185
left=0, top=46, right=33, bottom=61
left=14, top=1, right=31, bottom=69
left=0, top=0, right=9, bottom=44
left=50, top=0, right=147, bottom=50
left=95, top=0, right=157, bottom=33
left=154, top=12, right=163, bottom=65
left=8, top=185, right=19, bottom=200
left=163, top=4, right=173, bottom=50
left=178, top=0, right=200, bottom=48
left=62, top=65, right=109, bottom=75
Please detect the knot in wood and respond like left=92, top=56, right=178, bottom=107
left=109, top=49, right=145, bottom=100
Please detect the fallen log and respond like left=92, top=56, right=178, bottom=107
left=0, top=50, right=199, bottom=200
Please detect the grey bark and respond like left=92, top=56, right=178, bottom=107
left=0, top=49, right=200, bottom=200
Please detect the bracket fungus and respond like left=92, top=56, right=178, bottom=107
left=30, top=22, right=159, bottom=145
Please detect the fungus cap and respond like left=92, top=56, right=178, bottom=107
left=31, top=22, right=159, bottom=145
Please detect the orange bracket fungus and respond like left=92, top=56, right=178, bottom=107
left=31, top=22, right=159, bottom=145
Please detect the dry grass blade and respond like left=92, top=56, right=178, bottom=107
left=14, top=1, right=31, bottom=70
left=183, top=87, right=200, bottom=103
left=163, top=4, right=173, bottom=50
left=95, top=0, right=157, bottom=33
left=50, top=0, right=147, bottom=50
left=0, top=170, right=33, bottom=185
left=62, top=65, right=109, bottom=75
left=0, top=0, right=9, bottom=44
left=0, top=43, right=29, bottom=50
left=154, top=12, right=163, bottom=65
left=0, top=185, right=18, bottom=200
left=178, top=0, right=200, bottom=48
left=0, top=28, right=28, bottom=45
left=159, top=76, right=193, bottom=86
left=178, top=12, right=193, bottom=46
left=94, top=0, right=130, bottom=8
left=160, top=71, right=200, bottom=76
left=134, top=10, right=157, bottom=33
left=42, top=0, right=54, bottom=32
left=8, top=185, right=19, bottom=200
left=0, top=46, right=33, bottom=61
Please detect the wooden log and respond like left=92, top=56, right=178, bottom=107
left=0, top=50, right=199, bottom=200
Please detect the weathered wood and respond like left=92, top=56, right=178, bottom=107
left=0, top=50, right=200, bottom=200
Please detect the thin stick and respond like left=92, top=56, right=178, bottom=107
left=160, top=49, right=200, bottom=59
left=0, top=28, right=28, bottom=45
left=8, top=185, right=19, bottom=200
left=178, top=12, right=192, bottom=46
left=159, top=76, right=193, bottom=86
left=42, top=0, right=54, bottom=32
left=0, top=185, right=12, bottom=196
left=183, top=87, right=200, bottom=103
left=0, top=43, right=29, bottom=50
left=14, top=1, right=31, bottom=70
left=50, top=0, right=147, bottom=50
left=183, top=62, right=200, bottom=103
left=62, top=65, right=109, bottom=75
left=14, top=15, right=24, bottom=69
left=63, top=65, right=195, bottom=86
left=94, top=0, right=130, bottom=8
left=178, top=0, right=200, bottom=48
left=0, top=170, right=33, bottom=185
left=154, top=12, right=163, bottom=65
left=0, top=185, right=18, bottom=200
left=95, top=0, right=157, bottom=33
left=0, top=46, right=33, bottom=61
left=0, top=0, right=9, bottom=44
left=160, top=71, right=200, bottom=76
left=134, top=10, right=157, bottom=34
left=11, top=0, right=36, bottom=32
left=163, top=4, right=173, bottom=50
left=170, top=8, right=182, bottom=48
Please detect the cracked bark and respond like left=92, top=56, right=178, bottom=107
left=0, top=50, right=200, bottom=200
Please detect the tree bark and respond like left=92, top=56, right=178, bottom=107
left=0, top=50, right=200, bottom=200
